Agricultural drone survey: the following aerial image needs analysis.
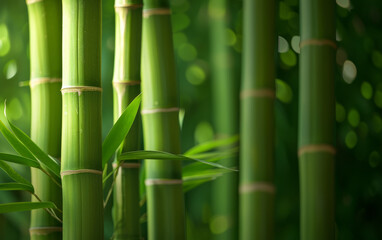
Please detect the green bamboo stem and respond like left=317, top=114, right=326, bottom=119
left=61, top=0, right=103, bottom=239
left=209, top=0, right=239, bottom=239
left=299, top=0, right=336, bottom=239
left=112, top=0, right=142, bottom=239
left=141, top=1, right=186, bottom=239
left=239, top=0, right=276, bottom=239
left=26, top=0, right=62, bottom=239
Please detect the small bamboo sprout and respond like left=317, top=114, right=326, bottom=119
left=61, top=0, right=103, bottom=239
left=299, top=0, right=336, bottom=239
left=141, top=0, right=186, bottom=239
left=26, top=0, right=63, bottom=239
left=239, top=0, right=276, bottom=239
left=112, top=0, right=143, bottom=239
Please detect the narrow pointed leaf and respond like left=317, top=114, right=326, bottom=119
left=0, top=161, right=32, bottom=187
left=0, top=153, right=40, bottom=169
left=0, top=119, right=35, bottom=160
left=6, top=120, right=60, bottom=178
left=184, top=135, right=239, bottom=156
left=0, top=202, right=56, bottom=213
left=118, top=150, right=237, bottom=171
left=102, top=94, right=142, bottom=169
left=0, top=183, right=34, bottom=193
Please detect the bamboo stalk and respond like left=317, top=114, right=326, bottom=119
left=61, top=0, right=103, bottom=239
left=239, top=0, right=276, bottom=239
left=299, top=0, right=336, bottom=239
left=141, top=0, right=186, bottom=239
left=209, top=0, right=239, bottom=239
left=26, top=0, right=63, bottom=239
left=112, top=0, right=142, bottom=239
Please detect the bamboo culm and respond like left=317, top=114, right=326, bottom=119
left=299, top=0, right=336, bottom=239
left=61, top=0, right=103, bottom=239
left=112, top=0, right=143, bottom=239
left=26, top=0, right=63, bottom=239
left=141, top=0, right=186, bottom=239
left=239, top=0, right=276, bottom=239
left=209, top=0, right=239, bottom=239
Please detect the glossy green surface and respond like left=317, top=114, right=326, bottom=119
left=299, top=0, right=336, bottom=239
left=240, top=0, right=276, bottom=239
left=27, top=0, right=62, bottom=239
left=141, top=1, right=186, bottom=238
left=61, top=0, right=103, bottom=239
left=112, top=0, right=142, bottom=239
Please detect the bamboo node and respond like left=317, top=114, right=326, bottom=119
left=113, top=80, right=141, bottom=86
left=240, top=89, right=275, bottom=99
left=112, top=162, right=141, bottom=168
left=61, top=169, right=103, bottom=177
left=143, top=8, right=171, bottom=18
left=145, top=179, right=183, bottom=186
left=239, top=182, right=275, bottom=194
left=298, top=144, right=336, bottom=157
left=29, top=227, right=62, bottom=235
left=114, top=3, right=143, bottom=9
left=30, top=78, right=62, bottom=88
left=300, top=39, right=337, bottom=49
left=141, top=107, right=179, bottom=115
left=26, top=0, right=43, bottom=5
left=61, top=86, right=102, bottom=93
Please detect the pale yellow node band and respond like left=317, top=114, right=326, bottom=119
left=145, top=179, right=183, bottom=186
left=29, top=227, right=63, bottom=235
left=143, top=8, right=171, bottom=18
left=61, top=86, right=102, bottom=93
left=298, top=144, right=336, bottom=157
left=239, top=182, right=275, bottom=194
left=30, top=78, right=62, bottom=88
left=300, top=39, right=337, bottom=49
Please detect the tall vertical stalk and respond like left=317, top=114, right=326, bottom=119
left=61, top=0, right=103, bottom=239
left=112, top=0, right=142, bottom=239
left=26, top=0, right=62, bottom=239
left=209, top=0, right=239, bottom=239
left=141, top=1, right=186, bottom=239
left=239, top=0, right=276, bottom=239
left=299, top=0, right=336, bottom=239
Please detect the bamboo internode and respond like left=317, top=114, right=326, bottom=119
left=112, top=163, right=141, bottom=168
left=26, top=0, right=43, bottom=5
left=60, top=169, right=103, bottom=176
left=240, top=89, right=275, bottom=99
left=141, top=107, right=179, bottom=115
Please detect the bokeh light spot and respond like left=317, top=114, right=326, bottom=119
left=291, top=35, right=300, bottom=53
left=342, top=60, right=357, bottom=84
left=278, top=36, right=289, bottom=53
left=371, top=50, right=382, bottom=68
left=4, top=59, right=17, bottom=79
left=280, top=50, right=297, bottom=67
left=347, top=108, right=360, bottom=127
left=195, top=121, right=214, bottom=144
left=276, top=79, right=293, bottom=103
left=361, top=81, right=373, bottom=100
left=369, top=151, right=380, bottom=168
left=225, top=28, right=236, bottom=46
left=172, top=13, right=190, bottom=32
left=186, top=64, right=206, bottom=85
left=345, top=130, right=357, bottom=149
left=210, top=215, right=229, bottom=235
left=336, top=0, right=350, bottom=9
left=0, top=24, right=11, bottom=57
left=178, top=43, right=197, bottom=62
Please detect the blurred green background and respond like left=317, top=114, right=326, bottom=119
left=1, top=0, right=382, bottom=239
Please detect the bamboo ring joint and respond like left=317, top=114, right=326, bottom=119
left=240, top=89, right=275, bottom=99
left=113, top=80, right=141, bottom=86
left=145, top=179, right=183, bottom=186
left=112, top=162, right=141, bottom=168
left=61, top=169, right=103, bottom=177
left=143, top=8, right=171, bottom=18
left=299, top=39, right=337, bottom=49
left=30, top=78, right=62, bottom=88
left=239, top=182, right=275, bottom=194
left=61, top=86, right=102, bottom=93
left=114, top=3, right=143, bottom=9
left=26, top=0, right=43, bottom=5
left=141, top=107, right=179, bottom=115
left=298, top=144, right=336, bottom=157
left=29, top=227, right=63, bottom=235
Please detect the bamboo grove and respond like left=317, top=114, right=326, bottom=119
left=0, top=0, right=341, bottom=239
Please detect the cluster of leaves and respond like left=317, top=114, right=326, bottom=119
left=0, top=94, right=238, bottom=222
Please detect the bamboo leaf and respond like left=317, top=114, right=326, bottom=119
left=118, top=150, right=237, bottom=171
left=0, top=201, right=56, bottom=213
left=0, top=119, right=35, bottom=160
left=6, top=120, right=60, bottom=178
left=0, top=153, right=40, bottom=169
left=0, top=183, right=34, bottom=193
left=184, top=135, right=239, bottom=156
left=102, top=94, right=142, bottom=169
left=0, top=161, right=33, bottom=188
